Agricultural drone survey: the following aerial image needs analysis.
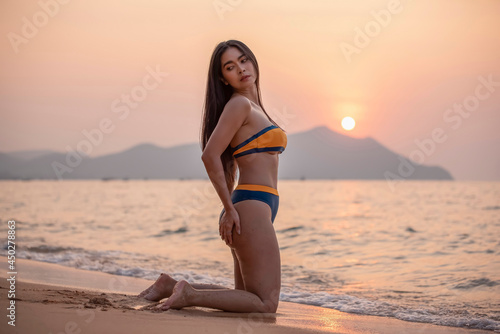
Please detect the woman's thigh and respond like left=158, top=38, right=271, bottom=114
left=230, top=199, right=281, bottom=308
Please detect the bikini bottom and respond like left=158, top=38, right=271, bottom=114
left=219, top=184, right=279, bottom=224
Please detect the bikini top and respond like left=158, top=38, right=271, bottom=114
left=231, top=124, right=287, bottom=158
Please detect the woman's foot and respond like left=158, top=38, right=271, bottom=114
left=137, top=273, right=178, bottom=301
left=156, top=280, right=194, bottom=311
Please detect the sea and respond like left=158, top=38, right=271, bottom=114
left=1, top=180, right=499, bottom=331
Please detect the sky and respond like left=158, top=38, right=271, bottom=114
left=1, top=0, right=499, bottom=180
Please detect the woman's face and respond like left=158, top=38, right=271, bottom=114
left=220, top=46, right=256, bottom=90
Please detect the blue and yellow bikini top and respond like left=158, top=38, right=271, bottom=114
left=231, top=124, right=287, bottom=158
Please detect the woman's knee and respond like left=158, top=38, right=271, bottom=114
left=261, top=299, right=279, bottom=313
left=251, top=285, right=280, bottom=313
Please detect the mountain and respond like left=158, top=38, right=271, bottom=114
left=279, top=126, right=452, bottom=180
left=0, top=126, right=453, bottom=180
left=3, top=149, right=59, bottom=161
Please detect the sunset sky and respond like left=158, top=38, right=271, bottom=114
left=1, top=0, right=499, bottom=180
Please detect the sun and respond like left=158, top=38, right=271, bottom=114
left=341, top=116, right=356, bottom=131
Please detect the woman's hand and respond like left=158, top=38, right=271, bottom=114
left=219, top=208, right=241, bottom=246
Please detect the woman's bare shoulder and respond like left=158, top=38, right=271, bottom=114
left=224, top=94, right=252, bottom=111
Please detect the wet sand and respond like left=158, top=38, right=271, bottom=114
left=0, top=257, right=492, bottom=334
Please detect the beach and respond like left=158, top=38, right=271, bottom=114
left=0, top=256, right=494, bottom=334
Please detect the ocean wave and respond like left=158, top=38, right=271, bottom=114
left=26, top=245, right=80, bottom=253
left=150, top=226, right=188, bottom=238
left=278, top=226, right=305, bottom=233
left=2, top=245, right=499, bottom=331
left=452, top=278, right=500, bottom=289
left=279, top=289, right=500, bottom=331
left=482, top=205, right=500, bottom=210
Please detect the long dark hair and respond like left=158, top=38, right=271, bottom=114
left=200, top=40, right=281, bottom=193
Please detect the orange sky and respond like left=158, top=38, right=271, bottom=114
left=1, top=0, right=499, bottom=180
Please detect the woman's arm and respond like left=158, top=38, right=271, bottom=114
left=201, top=96, right=251, bottom=243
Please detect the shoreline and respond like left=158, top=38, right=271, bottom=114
left=0, top=256, right=493, bottom=333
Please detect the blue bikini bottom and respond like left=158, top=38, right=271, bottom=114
left=219, top=184, right=280, bottom=224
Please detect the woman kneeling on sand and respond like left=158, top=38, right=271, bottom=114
left=137, top=40, right=287, bottom=313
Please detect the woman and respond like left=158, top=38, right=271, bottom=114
left=137, top=40, right=287, bottom=313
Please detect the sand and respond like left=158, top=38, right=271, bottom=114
left=0, top=256, right=492, bottom=334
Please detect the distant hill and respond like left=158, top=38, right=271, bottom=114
left=2, top=149, right=59, bottom=161
left=279, top=126, right=452, bottom=180
left=0, top=126, right=453, bottom=181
